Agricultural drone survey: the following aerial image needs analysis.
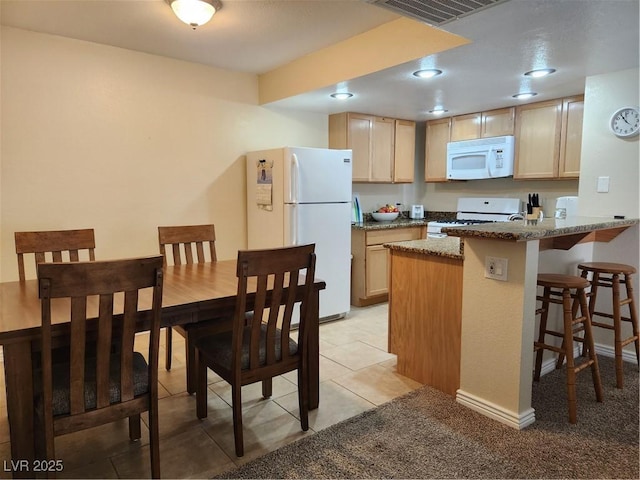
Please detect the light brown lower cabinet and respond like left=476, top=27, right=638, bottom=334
left=388, top=249, right=462, bottom=396
left=351, top=226, right=424, bottom=306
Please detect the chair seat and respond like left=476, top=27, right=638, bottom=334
left=36, top=352, right=149, bottom=416
left=197, top=324, right=298, bottom=371
left=537, top=273, right=590, bottom=289
left=578, top=262, right=637, bottom=275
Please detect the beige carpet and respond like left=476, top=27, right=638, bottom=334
left=215, top=356, right=639, bottom=479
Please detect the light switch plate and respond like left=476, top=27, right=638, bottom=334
left=597, top=176, right=610, bottom=193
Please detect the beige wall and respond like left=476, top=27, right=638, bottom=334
left=580, top=68, right=640, bottom=349
left=579, top=68, right=639, bottom=218
left=0, top=27, right=328, bottom=281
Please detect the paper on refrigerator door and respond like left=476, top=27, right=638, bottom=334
left=255, top=159, right=273, bottom=211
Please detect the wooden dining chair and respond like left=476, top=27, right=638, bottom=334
left=36, top=256, right=164, bottom=478
left=158, top=224, right=218, bottom=393
left=15, top=229, right=96, bottom=281
left=195, top=244, right=316, bottom=457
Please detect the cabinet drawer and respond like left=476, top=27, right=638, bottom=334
left=366, top=227, right=422, bottom=246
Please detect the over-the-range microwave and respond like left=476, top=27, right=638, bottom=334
left=446, top=135, right=515, bottom=180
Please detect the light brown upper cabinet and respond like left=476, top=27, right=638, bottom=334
left=450, top=108, right=515, bottom=141
left=329, top=112, right=415, bottom=183
left=425, top=117, right=451, bottom=182
left=558, top=96, right=584, bottom=178
left=393, top=119, right=416, bottom=183
left=514, top=95, right=583, bottom=179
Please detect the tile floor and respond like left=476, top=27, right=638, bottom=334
left=0, top=303, right=422, bottom=479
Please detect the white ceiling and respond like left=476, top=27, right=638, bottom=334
left=1, top=0, right=638, bottom=121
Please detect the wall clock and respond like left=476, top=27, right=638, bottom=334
left=609, top=106, right=640, bottom=138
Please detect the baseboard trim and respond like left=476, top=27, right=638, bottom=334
left=539, top=341, right=638, bottom=376
left=456, top=341, right=638, bottom=429
left=455, top=389, right=535, bottom=430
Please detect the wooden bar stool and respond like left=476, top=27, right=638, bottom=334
left=577, top=262, right=639, bottom=388
left=534, top=273, right=603, bottom=423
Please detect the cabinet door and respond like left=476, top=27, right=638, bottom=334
left=514, top=99, right=562, bottom=179
left=558, top=96, right=584, bottom=178
left=425, top=118, right=451, bottom=182
left=348, top=113, right=374, bottom=182
left=393, top=119, right=416, bottom=183
left=482, top=107, right=515, bottom=137
left=451, top=113, right=481, bottom=141
left=365, top=244, right=389, bottom=297
left=371, top=117, right=394, bottom=182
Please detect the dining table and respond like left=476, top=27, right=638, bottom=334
left=0, top=259, right=325, bottom=475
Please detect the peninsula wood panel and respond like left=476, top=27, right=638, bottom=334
left=388, top=250, right=462, bottom=396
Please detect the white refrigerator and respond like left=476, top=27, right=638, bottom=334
left=246, top=146, right=352, bottom=322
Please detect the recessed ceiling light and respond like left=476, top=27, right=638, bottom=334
left=429, top=108, right=448, bottom=115
left=330, top=92, right=353, bottom=100
left=512, top=92, right=538, bottom=100
left=524, top=68, right=556, bottom=78
left=413, top=69, right=443, bottom=79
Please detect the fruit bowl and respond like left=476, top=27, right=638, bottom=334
left=371, top=211, right=399, bottom=222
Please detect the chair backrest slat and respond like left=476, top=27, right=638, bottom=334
left=96, top=294, right=114, bottom=409
left=120, top=289, right=139, bottom=402
left=158, top=225, right=217, bottom=267
left=70, top=297, right=87, bottom=415
left=15, top=229, right=96, bottom=281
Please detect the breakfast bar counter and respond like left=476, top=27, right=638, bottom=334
left=440, top=216, right=639, bottom=429
left=441, top=216, right=638, bottom=242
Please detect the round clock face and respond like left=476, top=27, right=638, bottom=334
left=610, top=107, right=640, bottom=137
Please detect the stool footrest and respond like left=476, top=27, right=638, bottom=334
left=573, top=359, right=596, bottom=374
left=591, top=320, right=615, bottom=330
left=534, top=342, right=565, bottom=355
left=593, top=311, right=633, bottom=322
left=621, top=336, right=640, bottom=347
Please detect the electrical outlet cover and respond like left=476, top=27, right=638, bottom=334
left=485, top=256, right=508, bottom=281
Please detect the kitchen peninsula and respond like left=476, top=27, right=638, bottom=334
left=385, top=216, right=638, bottom=429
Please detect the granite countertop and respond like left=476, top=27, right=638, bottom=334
left=384, top=236, right=464, bottom=260
left=441, top=216, right=639, bottom=241
left=351, top=211, right=455, bottom=231
left=352, top=218, right=428, bottom=230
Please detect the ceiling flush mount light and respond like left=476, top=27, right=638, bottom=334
left=413, top=69, right=443, bottom=79
left=429, top=108, right=448, bottom=115
left=524, top=68, right=556, bottom=78
left=513, top=92, right=538, bottom=100
left=330, top=92, right=353, bottom=100
left=166, top=0, right=222, bottom=29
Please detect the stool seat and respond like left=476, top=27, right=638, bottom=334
left=578, top=262, right=637, bottom=275
left=537, top=274, right=590, bottom=290
left=534, top=273, right=603, bottom=423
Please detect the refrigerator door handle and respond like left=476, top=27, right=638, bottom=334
left=289, top=204, right=298, bottom=245
left=290, top=153, right=299, bottom=204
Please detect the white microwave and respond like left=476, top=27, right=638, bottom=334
left=446, top=135, right=515, bottom=180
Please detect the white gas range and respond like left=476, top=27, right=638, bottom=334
left=427, top=197, right=522, bottom=237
